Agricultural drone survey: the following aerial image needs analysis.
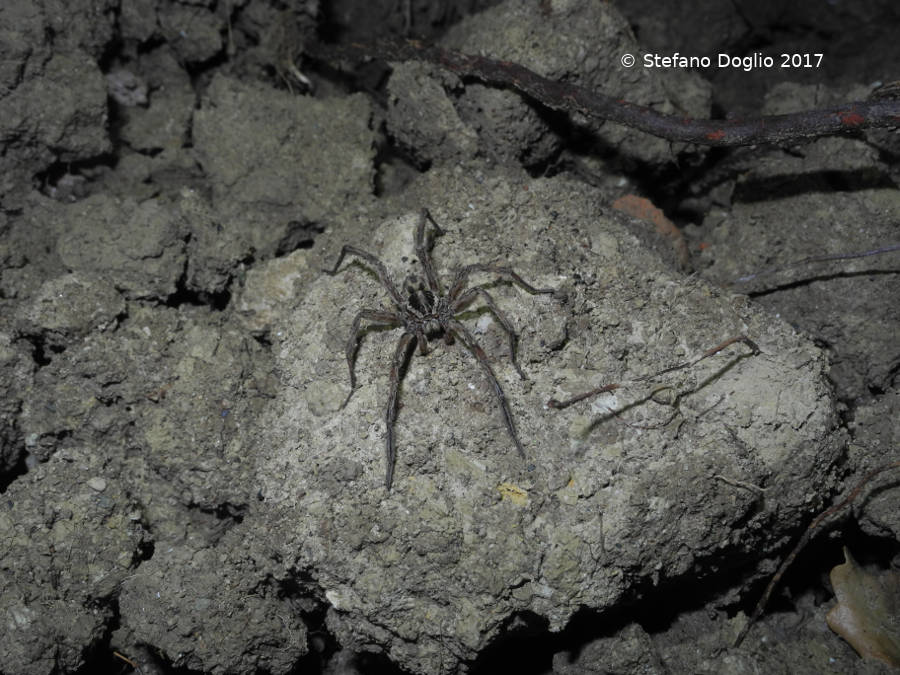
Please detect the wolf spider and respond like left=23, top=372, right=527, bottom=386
left=324, top=208, right=559, bottom=490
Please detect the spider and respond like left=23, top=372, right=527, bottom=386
left=323, top=208, right=559, bottom=489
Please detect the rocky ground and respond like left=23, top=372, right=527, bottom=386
left=0, top=0, right=898, bottom=673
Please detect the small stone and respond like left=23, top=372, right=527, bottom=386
left=87, top=477, right=107, bottom=492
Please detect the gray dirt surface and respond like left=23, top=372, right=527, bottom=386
left=0, top=0, right=898, bottom=673
left=386, top=61, right=479, bottom=167
left=691, top=131, right=899, bottom=402
left=117, top=539, right=309, bottom=674
left=0, top=444, right=147, bottom=675
left=244, top=166, right=844, bottom=673
left=56, top=195, right=188, bottom=300
left=438, top=0, right=712, bottom=166
left=554, top=605, right=898, bottom=675
left=192, top=74, right=377, bottom=224
left=0, top=0, right=113, bottom=209
left=847, top=390, right=900, bottom=542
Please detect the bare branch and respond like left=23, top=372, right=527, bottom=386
left=305, top=40, right=900, bottom=147
left=733, top=461, right=900, bottom=648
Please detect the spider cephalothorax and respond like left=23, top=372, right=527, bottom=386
left=324, top=208, right=559, bottom=489
left=399, top=276, right=456, bottom=348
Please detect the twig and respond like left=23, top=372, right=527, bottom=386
left=601, top=401, right=681, bottom=431
left=733, top=243, right=900, bottom=284
left=304, top=40, right=900, bottom=147
left=733, top=460, right=900, bottom=647
left=713, top=474, right=766, bottom=495
left=113, top=651, right=143, bottom=674
left=547, top=335, right=759, bottom=410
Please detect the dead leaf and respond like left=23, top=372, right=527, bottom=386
left=826, top=546, right=900, bottom=667
left=611, top=194, right=690, bottom=269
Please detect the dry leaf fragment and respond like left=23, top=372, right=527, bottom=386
left=611, top=194, right=691, bottom=269
left=826, top=546, right=900, bottom=667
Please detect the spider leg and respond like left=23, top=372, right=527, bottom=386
left=415, top=208, right=446, bottom=294
left=323, top=244, right=406, bottom=308
left=448, top=263, right=556, bottom=302
left=385, top=331, right=416, bottom=490
left=448, top=319, right=526, bottom=459
left=415, top=324, right=430, bottom=356
left=342, top=309, right=402, bottom=407
left=451, top=286, right=526, bottom=379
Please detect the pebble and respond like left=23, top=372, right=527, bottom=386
left=87, top=477, right=107, bottom=492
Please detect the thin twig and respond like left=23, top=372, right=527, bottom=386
left=713, top=474, right=766, bottom=495
left=733, top=461, right=900, bottom=648
left=304, top=40, right=900, bottom=147
left=113, top=651, right=143, bottom=674
left=733, top=243, right=900, bottom=284
left=602, top=402, right=681, bottom=431
left=548, top=336, right=759, bottom=410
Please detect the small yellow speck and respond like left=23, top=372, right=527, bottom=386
left=497, top=482, right=528, bottom=506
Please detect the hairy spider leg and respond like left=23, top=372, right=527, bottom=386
left=415, top=208, right=447, bottom=294
left=413, top=321, right=430, bottom=356
left=448, top=319, right=526, bottom=459
left=447, top=263, right=557, bottom=302
left=341, top=309, right=402, bottom=407
left=451, top=285, right=527, bottom=379
left=385, top=331, right=416, bottom=490
left=323, top=244, right=407, bottom=309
